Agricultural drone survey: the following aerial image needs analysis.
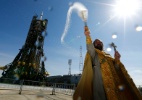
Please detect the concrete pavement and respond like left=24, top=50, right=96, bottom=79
left=0, top=88, right=73, bottom=100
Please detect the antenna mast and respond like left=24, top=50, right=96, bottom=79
left=68, top=59, right=72, bottom=75
left=79, top=46, right=83, bottom=71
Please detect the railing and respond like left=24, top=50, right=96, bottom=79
left=0, top=78, right=141, bottom=96
left=0, top=78, right=75, bottom=96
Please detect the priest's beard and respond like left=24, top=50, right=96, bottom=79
left=95, top=45, right=103, bottom=51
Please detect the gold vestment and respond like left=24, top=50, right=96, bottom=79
left=73, top=49, right=142, bottom=100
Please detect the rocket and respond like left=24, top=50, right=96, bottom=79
left=40, top=12, right=43, bottom=20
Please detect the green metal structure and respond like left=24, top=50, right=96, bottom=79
left=0, top=14, right=49, bottom=83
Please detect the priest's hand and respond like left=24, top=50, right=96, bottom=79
left=84, top=26, right=90, bottom=36
left=114, top=51, right=121, bottom=61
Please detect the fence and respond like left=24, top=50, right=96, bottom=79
left=0, top=78, right=142, bottom=96
left=0, top=78, right=75, bottom=96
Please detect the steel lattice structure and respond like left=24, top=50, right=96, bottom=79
left=0, top=14, right=49, bottom=83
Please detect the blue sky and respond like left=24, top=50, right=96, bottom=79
left=0, top=0, right=142, bottom=85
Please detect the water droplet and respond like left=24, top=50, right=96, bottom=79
left=69, top=2, right=73, bottom=6
left=48, top=6, right=53, bottom=11
left=106, top=47, right=111, bottom=52
left=136, top=26, right=142, bottom=31
left=118, top=85, right=125, bottom=91
left=112, top=34, right=117, bottom=39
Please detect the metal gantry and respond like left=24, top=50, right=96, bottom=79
left=0, top=14, right=49, bottom=83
